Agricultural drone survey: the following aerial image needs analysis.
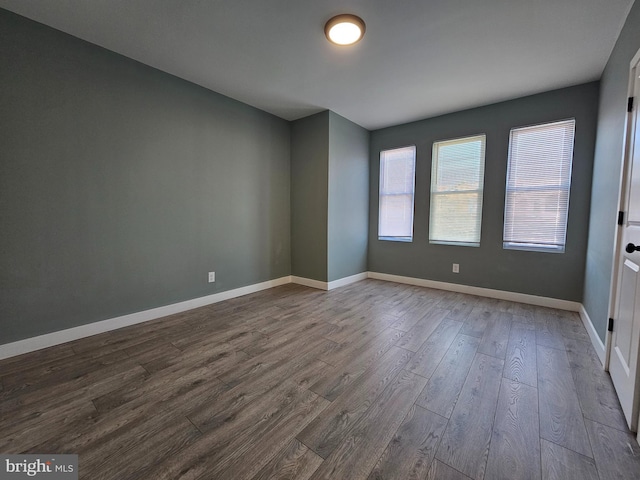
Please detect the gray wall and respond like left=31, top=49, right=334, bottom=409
left=290, top=112, right=329, bottom=282
left=291, top=110, right=370, bottom=283
left=583, top=1, right=640, bottom=342
left=328, top=112, right=370, bottom=282
left=369, top=83, right=599, bottom=301
left=0, top=9, right=291, bottom=344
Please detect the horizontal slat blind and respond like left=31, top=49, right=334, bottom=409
left=503, top=119, right=575, bottom=252
left=378, top=146, right=416, bottom=240
left=430, top=135, right=486, bottom=245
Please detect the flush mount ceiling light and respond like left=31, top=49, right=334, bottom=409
left=324, top=14, right=366, bottom=46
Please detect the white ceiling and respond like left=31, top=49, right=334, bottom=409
left=0, top=0, right=634, bottom=130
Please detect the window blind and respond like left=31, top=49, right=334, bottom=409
left=429, top=135, right=486, bottom=246
left=378, top=146, right=416, bottom=241
left=503, top=119, right=575, bottom=252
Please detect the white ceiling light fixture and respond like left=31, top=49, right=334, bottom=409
left=324, top=14, right=366, bottom=46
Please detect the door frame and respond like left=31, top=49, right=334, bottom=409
left=607, top=47, right=640, bottom=437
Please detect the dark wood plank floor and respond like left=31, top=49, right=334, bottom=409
left=2, top=279, right=640, bottom=479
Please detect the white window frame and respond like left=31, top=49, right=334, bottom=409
left=378, top=145, right=416, bottom=242
left=429, top=134, right=486, bottom=247
left=503, top=119, right=576, bottom=253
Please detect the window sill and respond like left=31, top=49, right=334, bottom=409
left=503, top=243, right=565, bottom=254
left=379, top=236, right=413, bottom=243
left=429, top=240, right=480, bottom=247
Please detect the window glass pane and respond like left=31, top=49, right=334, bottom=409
left=378, top=146, right=416, bottom=240
left=431, top=192, right=482, bottom=243
left=430, top=135, right=486, bottom=246
left=504, top=119, right=575, bottom=252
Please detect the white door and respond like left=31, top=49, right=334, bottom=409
left=610, top=56, right=640, bottom=431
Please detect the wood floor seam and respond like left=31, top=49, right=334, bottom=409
left=544, top=437, right=601, bottom=463
left=581, top=413, right=633, bottom=434
left=184, top=414, right=204, bottom=435
left=294, top=434, right=323, bottom=458
left=395, top=344, right=416, bottom=354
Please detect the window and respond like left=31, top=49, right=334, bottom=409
left=378, top=146, right=416, bottom=241
left=429, top=135, right=486, bottom=246
left=503, top=119, right=575, bottom=253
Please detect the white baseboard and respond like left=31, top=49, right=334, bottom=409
left=328, top=272, right=369, bottom=290
left=369, top=271, right=609, bottom=366
left=367, top=271, right=581, bottom=312
left=0, top=271, right=604, bottom=363
left=291, top=276, right=329, bottom=290
left=0, top=276, right=292, bottom=360
left=292, top=272, right=368, bottom=291
left=579, top=304, right=607, bottom=365
left=0, top=273, right=369, bottom=359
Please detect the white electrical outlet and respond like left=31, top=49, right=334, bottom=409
left=208, top=271, right=216, bottom=283
left=452, top=263, right=459, bottom=273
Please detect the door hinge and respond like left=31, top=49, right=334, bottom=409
left=628, top=97, right=634, bottom=113
left=608, top=318, right=614, bottom=332
left=618, top=211, right=625, bottom=225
